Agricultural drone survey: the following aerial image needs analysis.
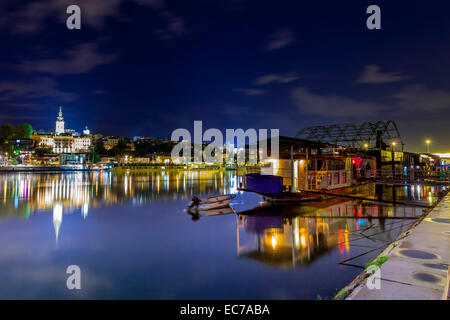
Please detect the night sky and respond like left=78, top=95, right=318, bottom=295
left=0, top=0, right=449, bottom=152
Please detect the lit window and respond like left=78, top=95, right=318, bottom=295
left=334, top=173, right=339, bottom=185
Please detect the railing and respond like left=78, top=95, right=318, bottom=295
left=368, top=169, right=449, bottom=183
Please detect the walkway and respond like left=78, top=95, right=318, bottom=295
left=348, top=193, right=450, bottom=300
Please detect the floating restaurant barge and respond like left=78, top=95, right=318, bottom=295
left=241, top=120, right=449, bottom=204
left=241, top=136, right=377, bottom=203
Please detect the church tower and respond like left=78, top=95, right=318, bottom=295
left=55, top=106, right=65, bottom=135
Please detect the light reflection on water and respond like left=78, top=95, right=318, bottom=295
left=0, top=171, right=445, bottom=299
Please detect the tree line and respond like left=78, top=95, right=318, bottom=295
left=0, top=123, right=33, bottom=154
left=0, top=123, right=33, bottom=140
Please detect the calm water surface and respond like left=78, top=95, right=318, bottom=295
left=0, top=171, right=443, bottom=299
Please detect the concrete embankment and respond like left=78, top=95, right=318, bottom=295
left=346, top=193, right=450, bottom=300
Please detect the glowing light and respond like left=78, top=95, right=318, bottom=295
left=271, top=235, right=277, bottom=249
left=300, top=235, right=306, bottom=248
left=53, top=203, right=63, bottom=243
left=82, top=202, right=88, bottom=218
left=433, top=153, right=450, bottom=158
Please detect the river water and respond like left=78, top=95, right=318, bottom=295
left=0, top=170, right=445, bottom=299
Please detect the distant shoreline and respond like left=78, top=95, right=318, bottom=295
left=0, top=164, right=261, bottom=173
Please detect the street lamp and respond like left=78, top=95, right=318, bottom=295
left=391, top=141, right=396, bottom=151
left=425, top=139, right=431, bottom=153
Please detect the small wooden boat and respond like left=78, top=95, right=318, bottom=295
left=188, top=194, right=236, bottom=211
left=204, top=206, right=235, bottom=216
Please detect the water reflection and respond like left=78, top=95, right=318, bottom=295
left=236, top=195, right=430, bottom=269
left=376, top=184, right=446, bottom=205
left=0, top=171, right=446, bottom=299
left=0, top=171, right=443, bottom=247
left=0, top=171, right=246, bottom=242
left=0, top=170, right=244, bottom=213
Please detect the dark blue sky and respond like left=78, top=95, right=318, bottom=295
left=0, top=0, right=449, bottom=152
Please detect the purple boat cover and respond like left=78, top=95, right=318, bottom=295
left=245, top=173, right=283, bottom=195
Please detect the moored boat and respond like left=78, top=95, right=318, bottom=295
left=240, top=154, right=375, bottom=204
left=188, top=194, right=236, bottom=211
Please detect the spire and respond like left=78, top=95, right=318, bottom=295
left=56, top=106, right=65, bottom=135
left=57, top=106, right=64, bottom=121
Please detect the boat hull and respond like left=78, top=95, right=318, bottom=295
left=201, top=198, right=234, bottom=210
left=189, top=194, right=236, bottom=211
left=262, top=183, right=371, bottom=204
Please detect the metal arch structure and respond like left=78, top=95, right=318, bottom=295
left=294, top=120, right=404, bottom=150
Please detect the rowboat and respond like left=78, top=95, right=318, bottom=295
left=188, top=194, right=236, bottom=211
left=204, top=206, right=235, bottom=216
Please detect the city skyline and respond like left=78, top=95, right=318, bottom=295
left=0, top=1, right=449, bottom=152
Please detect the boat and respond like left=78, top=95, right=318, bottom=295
left=204, top=206, right=235, bottom=216
left=188, top=194, right=236, bottom=211
left=240, top=155, right=375, bottom=204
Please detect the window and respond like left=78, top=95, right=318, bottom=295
left=334, top=173, right=340, bottom=185
left=328, top=160, right=346, bottom=170
left=342, top=172, right=346, bottom=183
left=328, top=173, right=332, bottom=185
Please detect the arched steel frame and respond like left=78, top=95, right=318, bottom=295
left=295, top=120, right=404, bottom=150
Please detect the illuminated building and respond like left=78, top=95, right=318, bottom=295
left=36, top=136, right=55, bottom=148
left=55, top=106, right=65, bottom=135
left=73, top=136, right=91, bottom=152
left=103, top=136, right=119, bottom=150
left=31, top=107, right=91, bottom=154
left=52, top=136, right=91, bottom=153
left=53, top=136, right=74, bottom=153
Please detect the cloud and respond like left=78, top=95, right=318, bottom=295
left=291, top=87, right=385, bottom=117
left=92, top=89, right=107, bottom=95
left=3, top=103, right=39, bottom=108
left=254, top=72, right=300, bottom=85
left=0, top=78, right=77, bottom=102
left=0, top=0, right=124, bottom=34
left=154, top=11, right=187, bottom=40
left=130, top=0, right=164, bottom=9
left=291, top=84, right=450, bottom=119
left=0, top=0, right=182, bottom=39
left=265, top=29, right=295, bottom=51
left=392, top=84, right=450, bottom=112
left=358, top=65, right=409, bottom=84
left=19, top=42, right=117, bottom=75
left=0, top=114, right=44, bottom=121
left=233, top=88, right=268, bottom=96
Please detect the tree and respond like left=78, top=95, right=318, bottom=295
left=89, top=151, right=101, bottom=163
left=14, top=123, right=33, bottom=138
left=135, top=141, right=176, bottom=156
left=0, top=141, right=13, bottom=154
left=0, top=123, right=15, bottom=140
left=94, top=141, right=106, bottom=155
left=108, top=140, right=128, bottom=156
